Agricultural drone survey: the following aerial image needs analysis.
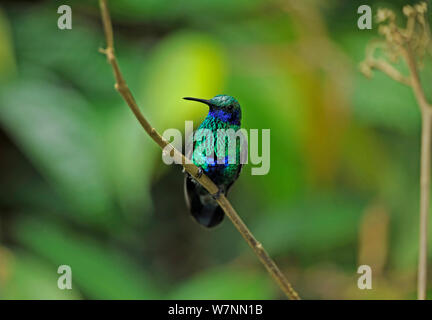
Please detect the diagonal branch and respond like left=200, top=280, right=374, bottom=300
left=98, top=0, right=300, bottom=300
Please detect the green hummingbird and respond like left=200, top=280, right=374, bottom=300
left=183, top=95, right=243, bottom=228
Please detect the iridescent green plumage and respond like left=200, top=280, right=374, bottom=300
left=183, top=95, right=243, bottom=227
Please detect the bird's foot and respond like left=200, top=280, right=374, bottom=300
left=195, top=167, right=204, bottom=179
left=211, top=187, right=225, bottom=200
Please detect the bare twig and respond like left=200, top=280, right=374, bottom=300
left=361, top=2, right=431, bottom=300
left=418, top=108, right=431, bottom=300
left=361, top=58, right=411, bottom=86
left=361, top=41, right=411, bottom=86
left=400, top=44, right=432, bottom=301
left=98, top=0, right=300, bottom=300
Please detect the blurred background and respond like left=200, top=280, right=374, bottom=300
left=0, top=0, right=430, bottom=299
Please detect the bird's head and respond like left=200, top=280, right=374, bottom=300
left=183, top=94, right=241, bottom=125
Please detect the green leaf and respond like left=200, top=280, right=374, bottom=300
left=169, top=267, right=274, bottom=299
left=1, top=251, right=82, bottom=300
left=0, top=79, right=114, bottom=226
left=253, top=194, right=364, bottom=256
left=12, top=7, right=120, bottom=99
left=72, top=0, right=264, bottom=21
left=99, top=106, right=155, bottom=220
left=0, top=7, right=16, bottom=82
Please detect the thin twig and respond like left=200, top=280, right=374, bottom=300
left=362, top=4, right=432, bottom=298
left=418, top=109, right=431, bottom=300
left=363, top=59, right=411, bottom=86
left=401, top=46, right=430, bottom=110
left=98, top=0, right=300, bottom=300
left=361, top=41, right=411, bottom=86
left=400, top=44, right=431, bottom=300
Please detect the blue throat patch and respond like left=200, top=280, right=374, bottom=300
left=208, top=109, right=240, bottom=125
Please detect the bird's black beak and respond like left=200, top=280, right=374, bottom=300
left=183, top=97, right=212, bottom=107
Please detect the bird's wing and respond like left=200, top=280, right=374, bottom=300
left=225, top=163, right=242, bottom=193
left=225, top=129, right=247, bottom=193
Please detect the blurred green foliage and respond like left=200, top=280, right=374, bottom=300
left=0, top=0, right=430, bottom=299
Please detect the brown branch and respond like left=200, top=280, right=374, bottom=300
left=362, top=4, right=432, bottom=298
left=363, top=59, right=411, bottom=86
left=401, top=46, right=430, bottom=110
left=417, top=109, right=431, bottom=300
left=98, top=0, right=300, bottom=300
left=361, top=41, right=411, bottom=86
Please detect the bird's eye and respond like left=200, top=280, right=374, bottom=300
left=228, top=105, right=233, bottom=111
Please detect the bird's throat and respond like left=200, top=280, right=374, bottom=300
left=208, top=109, right=240, bottom=126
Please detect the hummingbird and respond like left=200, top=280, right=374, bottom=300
left=183, top=95, right=243, bottom=228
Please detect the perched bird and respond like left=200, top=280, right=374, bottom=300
left=183, top=95, right=243, bottom=228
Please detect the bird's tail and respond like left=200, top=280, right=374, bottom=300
left=191, top=202, right=224, bottom=228
left=184, top=176, right=224, bottom=228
